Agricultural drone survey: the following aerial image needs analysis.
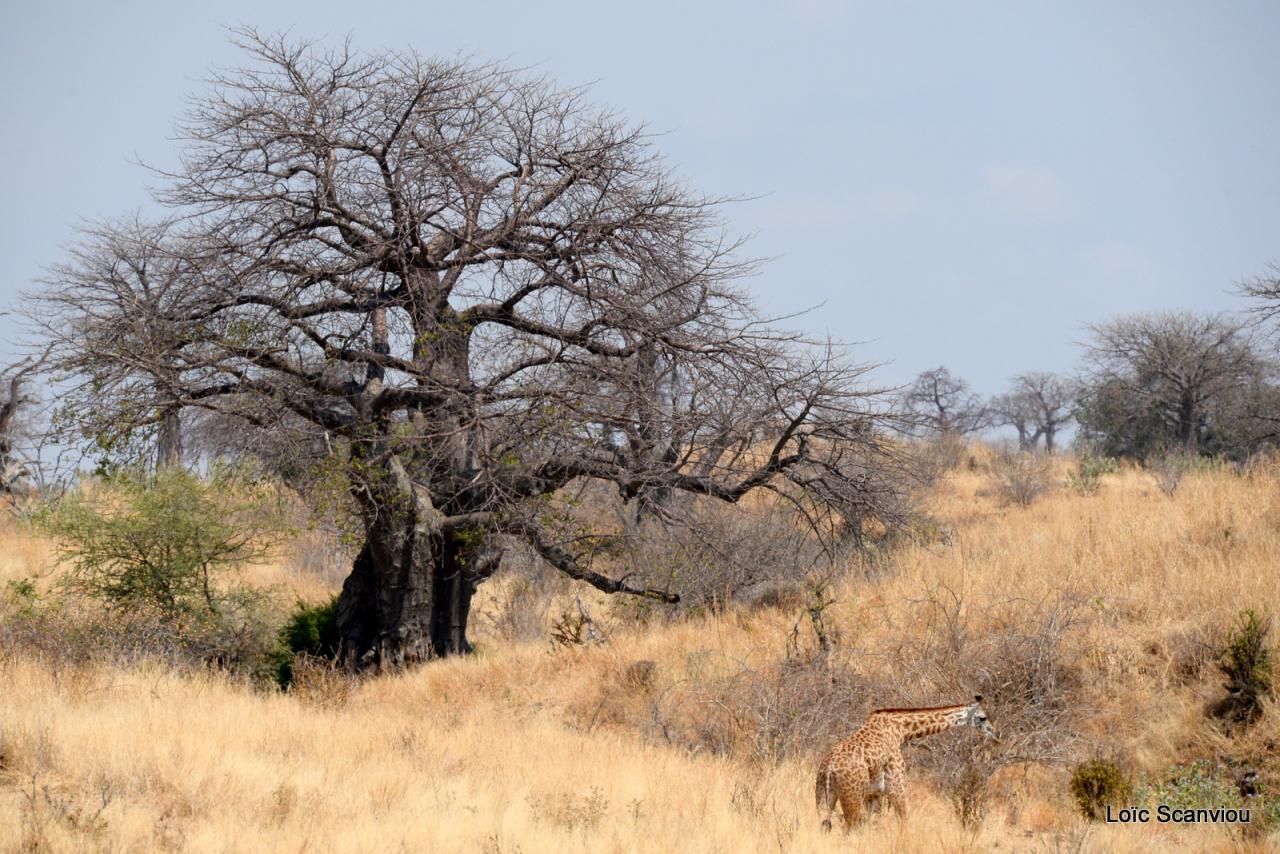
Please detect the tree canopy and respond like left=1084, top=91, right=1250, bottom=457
left=33, top=32, right=913, bottom=667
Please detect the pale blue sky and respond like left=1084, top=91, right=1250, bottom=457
left=3, top=1, right=1278, bottom=395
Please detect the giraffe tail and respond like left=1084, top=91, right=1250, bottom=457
left=816, top=767, right=837, bottom=832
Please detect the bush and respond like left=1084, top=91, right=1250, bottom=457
left=989, top=446, right=1053, bottom=507
left=273, top=596, right=340, bottom=688
left=1211, top=610, right=1273, bottom=726
left=16, top=466, right=288, bottom=679
left=0, top=574, right=279, bottom=678
left=612, top=498, right=831, bottom=618
left=1070, top=759, right=1132, bottom=820
left=1148, top=451, right=1195, bottom=496
left=38, top=465, right=284, bottom=619
left=1134, top=759, right=1280, bottom=828
left=1066, top=454, right=1118, bottom=496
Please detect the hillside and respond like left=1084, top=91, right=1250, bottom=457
left=2, top=455, right=1279, bottom=852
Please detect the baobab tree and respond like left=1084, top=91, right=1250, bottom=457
left=1076, top=311, right=1265, bottom=457
left=34, top=32, right=911, bottom=668
left=991, top=372, right=1076, bottom=452
left=901, top=366, right=989, bottom=438
left=41, top=217, right=190, bottom=469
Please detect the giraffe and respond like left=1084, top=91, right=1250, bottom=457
left=815, top=694, right=998, bottom=830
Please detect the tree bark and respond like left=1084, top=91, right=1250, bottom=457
left=156, top=407, right=182, bottom=469
left=1177, top=394, right=1198, bottom=452
left=334, top=446, right=506, bottom=668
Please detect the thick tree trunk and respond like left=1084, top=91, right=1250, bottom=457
left=335, top=475, right=502, bottom=669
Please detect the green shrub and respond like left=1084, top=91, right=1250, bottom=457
left=38, top=465, right=284, bottom=619
left=1212, top=610, right=1273, bottom=726
left=1066, top=454, right=1118, bottom=496
left=1135, top=760, right=1234, bottom=811
left=273, top=595, right=341, bottom=688
left=1134, top=760, right=1280, bottom=828
left=1070, top=759, right=1132, bottom=820
left=21, top=465, right=287, bottom=679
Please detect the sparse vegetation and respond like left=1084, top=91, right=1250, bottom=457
left=4, top=449, right=1280, bottom=851
left=1066, top=453, right=1118, bottom=496
left=989, top=445, right=1054, bottom=506
left=1211, top=609, right=1273, bottom=727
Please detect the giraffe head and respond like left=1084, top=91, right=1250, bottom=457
left=961, top=694, right=999, bottom=741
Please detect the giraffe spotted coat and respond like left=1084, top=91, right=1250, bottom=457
left=815, top=696, right=997, bottom=830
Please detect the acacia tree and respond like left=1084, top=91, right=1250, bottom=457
left=35, top=33, right=911, bottom=669
left=1077, top=311, right=1265, bottom=457
left=901, top=366, right=989, bottom=438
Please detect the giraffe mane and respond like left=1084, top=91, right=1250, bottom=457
left=869, top=702, right=972, bottom=714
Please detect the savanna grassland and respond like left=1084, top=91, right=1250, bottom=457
left=2, top=452, right=1279, bottom=853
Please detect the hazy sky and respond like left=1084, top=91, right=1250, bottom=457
left=3, top=0, right=1278, bottom=395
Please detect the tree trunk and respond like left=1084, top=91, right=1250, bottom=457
left=1177, top=395, right=1198, bottom=452
left=335, top=470, right=502, bottom=669
left=156, top=406, right=182, bottom=469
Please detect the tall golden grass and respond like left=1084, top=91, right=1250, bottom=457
left=1, top=455, right=1278, bottom=852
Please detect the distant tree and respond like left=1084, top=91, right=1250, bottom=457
left=992, top=372, right=1076, bottom=453
left=40, top=217, right=188, bottom=470
left=1238, top=262, right=1280, bottom=323
left=1076, top=311, right=1273, bottom=459
left=0, top=348, right=48, bottom=495
left=901, top=367, right=989, bottom=438
left=990, top=390, right=1039, bottom=451
left=32, top=32, right=914, bottom=669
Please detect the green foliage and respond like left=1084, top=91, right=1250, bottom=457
left=1134, top=760, right=1233, bottom=811
left=1134, top=760, right=1280, bottom=827
left=37, top=465, right=283, bottom=619
left=1213, top=610, right=1273, bottom=726
left=1066, top=454, right=1118, bottom=496
left=273, top=595, right=341, bottom=688
left=5, top=578, right=40, bottom=616
left=1069, top=759, right=1132, bottom=821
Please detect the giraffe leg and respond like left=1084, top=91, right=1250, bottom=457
left=836, top=792, right=862, bottom=831
left=885, top=754, right=908, bottom=818
left=816, top=768, right=838, bottom=832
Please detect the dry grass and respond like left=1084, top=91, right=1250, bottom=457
left=1, top=455, right=1279, bottom=852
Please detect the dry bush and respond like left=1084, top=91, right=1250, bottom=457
left=913, top=436, right=971, bottom=483
left=872, top=587, right=1087, bottom=825
left=988, top=445, right=1054, bottom=506
left=1148, top=451, right=1197, bottom=496
left=550, top=598, right=608, bottom=648
left=479, top=545, right=568, bottom=644
left=613, top=499, right=835, bottom=619
left=637, top=653, right=872, bottom=761
left=287, top=654, right=358, bottom=708
left=0, top=581, right=279, bottom=680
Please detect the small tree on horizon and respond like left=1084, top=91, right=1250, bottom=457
left=900, top=366, right=989, bottom=440
left=991, top=372, right=1076, bottom=453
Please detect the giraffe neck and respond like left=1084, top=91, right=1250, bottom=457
left=873, top=707, right=967, bottom=743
